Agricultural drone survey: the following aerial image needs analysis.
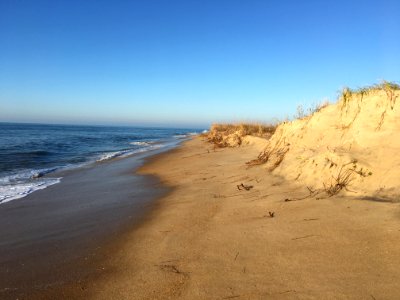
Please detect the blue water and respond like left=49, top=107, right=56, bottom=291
left=0, top=123, right=201, bottom=203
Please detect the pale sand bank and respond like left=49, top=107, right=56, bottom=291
left=252, top=88, right=400, bottom=200
left=66, top=136, right=400, bottom=299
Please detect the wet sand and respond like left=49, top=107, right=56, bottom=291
left=0, top=146, right=174, bottom=299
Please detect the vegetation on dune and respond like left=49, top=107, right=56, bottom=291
left=293, top=81, right=399, bottom=122
left=207, top=81, right=399, bottom=148
left=339, top=80, right=400, bottom=130
left=207, top=81, right=400, bottom=199
left=340, top=81, right=400, bottom=107
left=206, top=123, right=277, bottom=148
left=246, top=80, right=397, bottom=198
left=340, top=81, right=400, bottom=97
left=210, top=123, right=276, bottom=137
left=294, top=101, right=330, bottom=120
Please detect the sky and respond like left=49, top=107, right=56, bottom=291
left=0, top=0, right=399, bottom=128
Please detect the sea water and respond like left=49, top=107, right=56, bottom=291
left=0, top=123, right=200, bottom=204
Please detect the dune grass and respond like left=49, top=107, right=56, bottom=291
left=294, top=101, right=330, bottom=120
left=210, top=123, right=276, bottom=138
left=206, top=123, right=277, bottom=148
left=339, top=81, right=400, bottom=129
left=340, top=80, right=400, bottom=103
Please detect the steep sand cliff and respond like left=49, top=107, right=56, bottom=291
left=250, top=84, right=400, bottom=201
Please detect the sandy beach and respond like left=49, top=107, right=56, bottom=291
left=38, top=134, right=400, bottom=299
left=2, top=0, right=400, bottom=298
left=4, top=87, right=400, bottom=299
left=0, top=148, right=170, bottom=300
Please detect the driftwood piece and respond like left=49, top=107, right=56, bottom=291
left=237, top=183, right=254, bottom=191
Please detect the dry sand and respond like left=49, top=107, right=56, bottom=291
left=66, top=136, right=400, bottom=299
left=254, top=88, right=400, bottom=200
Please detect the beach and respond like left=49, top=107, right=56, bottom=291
left=3, top=87, right=400, bottom=299
left=34, top=135, right=400, bottom=299
left=0, top=146, right=170, bottom=300
left=2, top=0, right=399, bottom=298
left=0, top=123, right=199, bottom=299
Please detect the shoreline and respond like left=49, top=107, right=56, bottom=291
left=46, top=136, right=400, bottom=299
left=6, top=136, right=400, bottom=299
left=0, top=143, right=181, bottom=300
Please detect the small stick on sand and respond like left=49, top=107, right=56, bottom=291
left=156, top=264, right=187, bottom=275
left=234, top=252, right=239, bottom=261
left=222, top=296, right=240, bottom=299
left=292, top=235, right=317, bottom=240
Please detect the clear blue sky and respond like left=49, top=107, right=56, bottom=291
left=1, top=0, right=399, bottom=127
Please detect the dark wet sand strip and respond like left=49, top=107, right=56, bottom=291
left=0, top=147, right=175, bottom=300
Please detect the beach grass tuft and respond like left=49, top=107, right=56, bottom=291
left=210, top=123, right=276, bottom=138
left=339, top=80, right=400, bottom=103
left=206, top=123, right=276, bottom=148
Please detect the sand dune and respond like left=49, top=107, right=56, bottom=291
left=248, top=84, right=400, bottom=201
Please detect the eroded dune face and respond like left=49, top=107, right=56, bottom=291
left=257, top=87, right=400, bottom=200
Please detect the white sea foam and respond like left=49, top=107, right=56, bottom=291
left=0, top=138, right=174, bottom=204
left=129, top=141, right=154, bottom=146
left=0, top=177, right=61, bottom=204
left=0, top=167, right=64, bottom=204
left=173, top=132, right=198, bottom=139
left=96, top=150, right=130, bottom=162
left=0, top=167, right=60, bottom=184
left=96, top=144, right=163, bottom=162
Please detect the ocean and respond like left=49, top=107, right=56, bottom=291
left=0, top=122, right=201, bottom=204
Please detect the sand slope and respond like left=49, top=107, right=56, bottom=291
left=252, top=88, right=400, bottom=201
left=80, top=137, right=400, bottom=299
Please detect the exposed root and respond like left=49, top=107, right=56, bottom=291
left=383, top=81, right=399, bottom=109
left=284, top=186, right=324, bottom=202
left=247, top=135, right=289, bottom=167
left=285, top=162, right=371, bottom=201
left=341, top=93, right=363, bottom=131
left=268, top=147, right=289, bottom=171
left=323, top=166, right=355, bottom=197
